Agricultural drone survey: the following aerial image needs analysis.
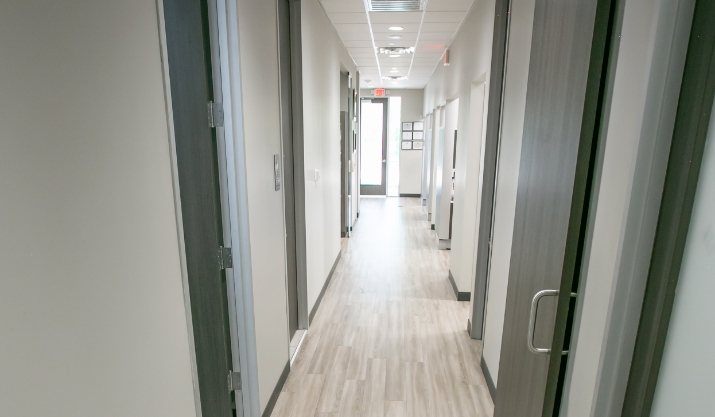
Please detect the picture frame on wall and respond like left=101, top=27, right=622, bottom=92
left=402, top=131, right=413, bottom=140
left=402, top=122, right=413, bottom=131
left=413, top=121, right=424, bottom=131
left=401, top=141, right=412, bottom=150
left=412, top=131, right=424, bottom=140
left=413, top=141, right=424, bottom=150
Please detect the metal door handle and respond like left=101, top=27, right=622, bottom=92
left=527, top=289, right=576, bottom=355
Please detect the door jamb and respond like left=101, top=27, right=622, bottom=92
left=469, top=0, right=511, bottom=339
left=211, top=0, right=262, bottom=414
left=287, top=0, right=310, bottom=331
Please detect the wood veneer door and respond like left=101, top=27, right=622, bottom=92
left=163, top=0, right=235, bottom=416
left=494, top=0, right=616, bottom=415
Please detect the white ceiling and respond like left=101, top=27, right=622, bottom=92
left=319, top=0, right=475, bottom=89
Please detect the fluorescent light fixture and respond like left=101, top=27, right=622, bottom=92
left=388, top=35, right=402, bottom=40
left=389, top=54, right=401, bottom=58
left=388, top=26, right=404, bottom=31
left=390, top=68, right=399, bottom=73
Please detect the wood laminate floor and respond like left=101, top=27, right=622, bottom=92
left=270, top=197, right=494, bottom=417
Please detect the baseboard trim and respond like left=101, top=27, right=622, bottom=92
left=309, top=250, right=342, bottom=323
left=399, top=193, right=421, bottom=197
left=480, top=356, right=497, bottom=402
left=448, top=270, right=471, bottom=301
left=261, top=360, right=290, bottom=417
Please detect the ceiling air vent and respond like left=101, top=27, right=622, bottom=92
left=368, top=0, right=424, bottom=12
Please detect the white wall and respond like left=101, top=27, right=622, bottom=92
left=424, top=0, right=495, bottom=291
left=301, top=0, right=357, bottom=312
left=394, top=89, right=425, bottom=195
left=650, top=98, right=715, bottom=417
left=451, top=80, right=487, bottom=300
left=0, top=1, right=197, bottom=416
left=428, top=107, right=444, bottom=223
left=235, top=0, right=291, bottom=411
left=421, top=113, right=434, bottom=202
left=481, top=0, right=535, bottom=386
left=559, top=0, right=695, bottom=414
left=435, top=99, right=459, bottom=242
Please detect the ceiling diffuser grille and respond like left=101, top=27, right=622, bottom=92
left=368, top=0, right=424, bottom=12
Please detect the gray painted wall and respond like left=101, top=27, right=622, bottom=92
left=301, top=0, right=357, bottom=313
left=0, top=1, right=198, bottom=416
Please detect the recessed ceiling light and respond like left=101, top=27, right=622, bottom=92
left=388, top=35, right=402, bottom=40
left=388, top=26, right=404, bottom=31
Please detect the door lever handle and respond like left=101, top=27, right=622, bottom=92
left=527, top=289, right=577, bottom=355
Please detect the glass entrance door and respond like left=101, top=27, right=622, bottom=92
left=360, top=98, right=388, bottom=195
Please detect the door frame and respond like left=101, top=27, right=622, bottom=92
left=340, top=71, right=352, bottom=237
left=360, top=97, right=389, bottom=195
left=276, top=0, right=306, bottom=345
left=621, top=1, right=715, bottom=415
left=469, top=0, right=510, bottom=339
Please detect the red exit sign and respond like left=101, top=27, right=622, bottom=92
left=373, top=88, right=386, bottom=97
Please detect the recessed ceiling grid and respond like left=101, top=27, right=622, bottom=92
left=320, top=0, right=475, bottom=88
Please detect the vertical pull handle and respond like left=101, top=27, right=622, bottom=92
left=527, top=289, right=577, bottom=355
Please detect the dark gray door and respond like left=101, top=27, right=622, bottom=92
left=360, top=98, right=388, bottom=195
left=277, top=0, right=299, bottom=340
left=163, top=1, right=234, bottom=416
left=494, top=0, right=616, bottom=415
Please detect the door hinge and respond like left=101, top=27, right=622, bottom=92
left=218, top=246, right=233, bottom=270
left=227, top=370, right=241, bottom=391
left=208, top=101, right=224, bottom=128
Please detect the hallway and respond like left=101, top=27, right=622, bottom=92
left=271, top=197, right=494, bottom=417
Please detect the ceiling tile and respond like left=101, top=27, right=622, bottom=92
left=321, top=0, right=365, bottom=13
left=425, top=0, right=474, bottom=12
left=368, top=11, right=422, bottom=23
left=327, top=12, right=368, bottom=24
left=422, top=11, right=464, bottom=23
left=320, top=0, right=475, bottom=88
